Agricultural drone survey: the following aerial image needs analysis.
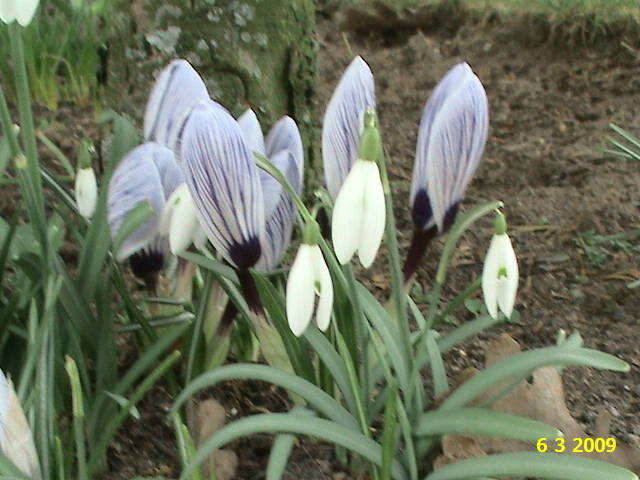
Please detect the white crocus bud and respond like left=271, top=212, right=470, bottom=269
left=0, top=0, right=40, bottom=26
left=0, top=371, right=42, bottom=480
left=286, top=223, right=333, bottom=337
left=161, top=183, right=200, bottom=255
left=331, top=110, right=385, bottom=268
left=482, top=212, right=518, bottom=319
left=74, top=167, right=97, bottom=219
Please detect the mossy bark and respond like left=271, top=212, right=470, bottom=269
left=106, top=0, right=317, bottom=164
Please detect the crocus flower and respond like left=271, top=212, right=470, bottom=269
left=75, top=166, right=97, bottom=219
left=0, top=0, right=39, bottom=26
left=322, top=56, right=375, bottom=199
left=410, top=62, right=489, bottom=233
left=331, top=110, right=385, bottom=268
left=404, top=63, right=489, bottom=281
left=107, top=142, right=183, bottom=279
left=286, top=224, right=333, bottom=336
left=237, top=109, right=304, bottom=271
left=144, top=59, right=209, bottom=154
left=179, top=100, right=264, bottom=270
left=0, top=370, right=41, bottom=480
left=482, top=212, right=518, bottom=319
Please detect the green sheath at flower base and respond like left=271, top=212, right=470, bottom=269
left=77, top=140, right=94, bottom=170
left=358, top=109, right=381, bottom=163
left=302, top=220, right=321, bottom=245
left=494, top=210, right=507, bottom=235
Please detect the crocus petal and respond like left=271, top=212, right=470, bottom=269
left=0, top=371, right=41, bottom=480
left=256, top=150, right=300, bottom=271
left=286, top=244, right=317, bottom=336
left=266, top=116, right=304, bottom=188
left=107, top=144, right=166, bottom=261
left=410, top=63, right=489, bottom=232
left=144, top=59, right=209, bottom=153
left=312, top=246, right=333, bottom=331
left=237, top=109, right=266, bottom=157
left=331, top=159, right=368, bottom=264
left=259, top=150, right=287, bottom=220
left=151, top=145, right=183, bottom=198
left=322, top=56, right=375, bottom=199
left=180, top=99, right=264, bottom=269
left=356, top=161, right=385, bottom=268
left=74, top=167, right=98, bottom=219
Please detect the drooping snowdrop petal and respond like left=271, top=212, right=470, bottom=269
left=74, top=167, right=98, bottom=219
left=332, top=159, right=385, bottom=268
left=256, top=150, right=301, bottom=271
left=410, top=62, right=489, bottom=232
left=482, top=233, right=518, bottom=319
left=266, top=116, right=304, bottom=187
left=180, top=99, right=265, bottom=269
left=107, top=143, right=166, bottom=261
left=0, top=371, right=42, bottom=480
left=144, top=59, right=209, bottom=153
left=286, top=243, right=333, bottom=336
left=0, top=0, right=39, bottom=26
left=237, top=109, right=266, bottom=157
left=322, top=56, right=375, bottom=199
left=161, top=184, right=200, bottom=255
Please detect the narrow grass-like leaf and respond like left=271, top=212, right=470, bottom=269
left=111, top=200, right=154, bottom=257
left=172, top=364, right=359, bottom=430
left=381, top=380, right=399, bottom=480
left=425, top=452, right=637, bottom=480
left=424, top=331, right=448, bottom=399
left=179, top=251, right=237, bottom=282
left=442, top=346, right=629, bottom=410
left=266, top=408, right=315, bottom=480
left=180, top=414, right=408, bottom=480
left=416, top=408, right=561, bottom=440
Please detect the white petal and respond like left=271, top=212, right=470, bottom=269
left=311, top=246, right=333, bottom=331
left=286, top=245, right=317, bottom=336
left=266, top=116, right=304, bottom=188
left=15, top=0, right=38, bottom=26
left=331, top=159, right=368, bottom=264
left=496, top=235, right=518, bottom=318
left=180, top=99, right=265, bottom=269
left=0, top=371, right=41, bottom=480
left=481, top=234, right=502, bottom=319
left=168, top=185, right=200, bottom=255
left=144, top=59, right=209, bottom=152
left=237, top=109, right=266, bottom=156
left=107, top=144, right=166, bottom=261
left=193, top=224, right=209, bottom=251
left=74, top=167, right=98, bottom=219
left=322, top=56, right=376, bottom=199
left=356, top=162, right=385, bottom=268
left=0, top=1, right=16, bottom=24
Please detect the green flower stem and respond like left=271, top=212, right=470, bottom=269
left=65, top=357, right=88, bottom=480
left=9, top=22, right=47, bottom=256
left=435, top=276, right=481, bottom=325
left=0, top=84, right=20, bottom=155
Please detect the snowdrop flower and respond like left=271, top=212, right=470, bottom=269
left=404, top=63, right=489, bottom=281
left=410, top=62, right=489, bottom=233
left=322, top=56, right=375, bottom=199
left=331, top=110, right=385, bottom=268
left=107, top=142, right=183, bottom=279
left=237, top=109, right=304, bottom=271
left=144, top=59, right=209, bottom=154
left=0, top=370, right=41, bottom=480
left=160, top=184, right=200, bottom=255
left=75, top=167, right=97, bottom=219
left=482, top=212, right=518, bottom=319
left=0, top=0, right=39, bottom=26
left=286, top=223, right=333, bottom=336
left=179, top=100, right=264, bottom=270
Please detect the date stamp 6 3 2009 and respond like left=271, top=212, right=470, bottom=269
left=536, top=437, right=617, bottom=453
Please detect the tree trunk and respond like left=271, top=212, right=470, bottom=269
left=106, top=0, right=317, bottom=164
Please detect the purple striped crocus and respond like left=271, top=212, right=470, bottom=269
left=107, top=142, right=183, bottom=281
left=144, top=59, right=209, bottom=154
left=237, top=109, right=304, bottom=271
left=404, top=63, right=489, bottom=281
